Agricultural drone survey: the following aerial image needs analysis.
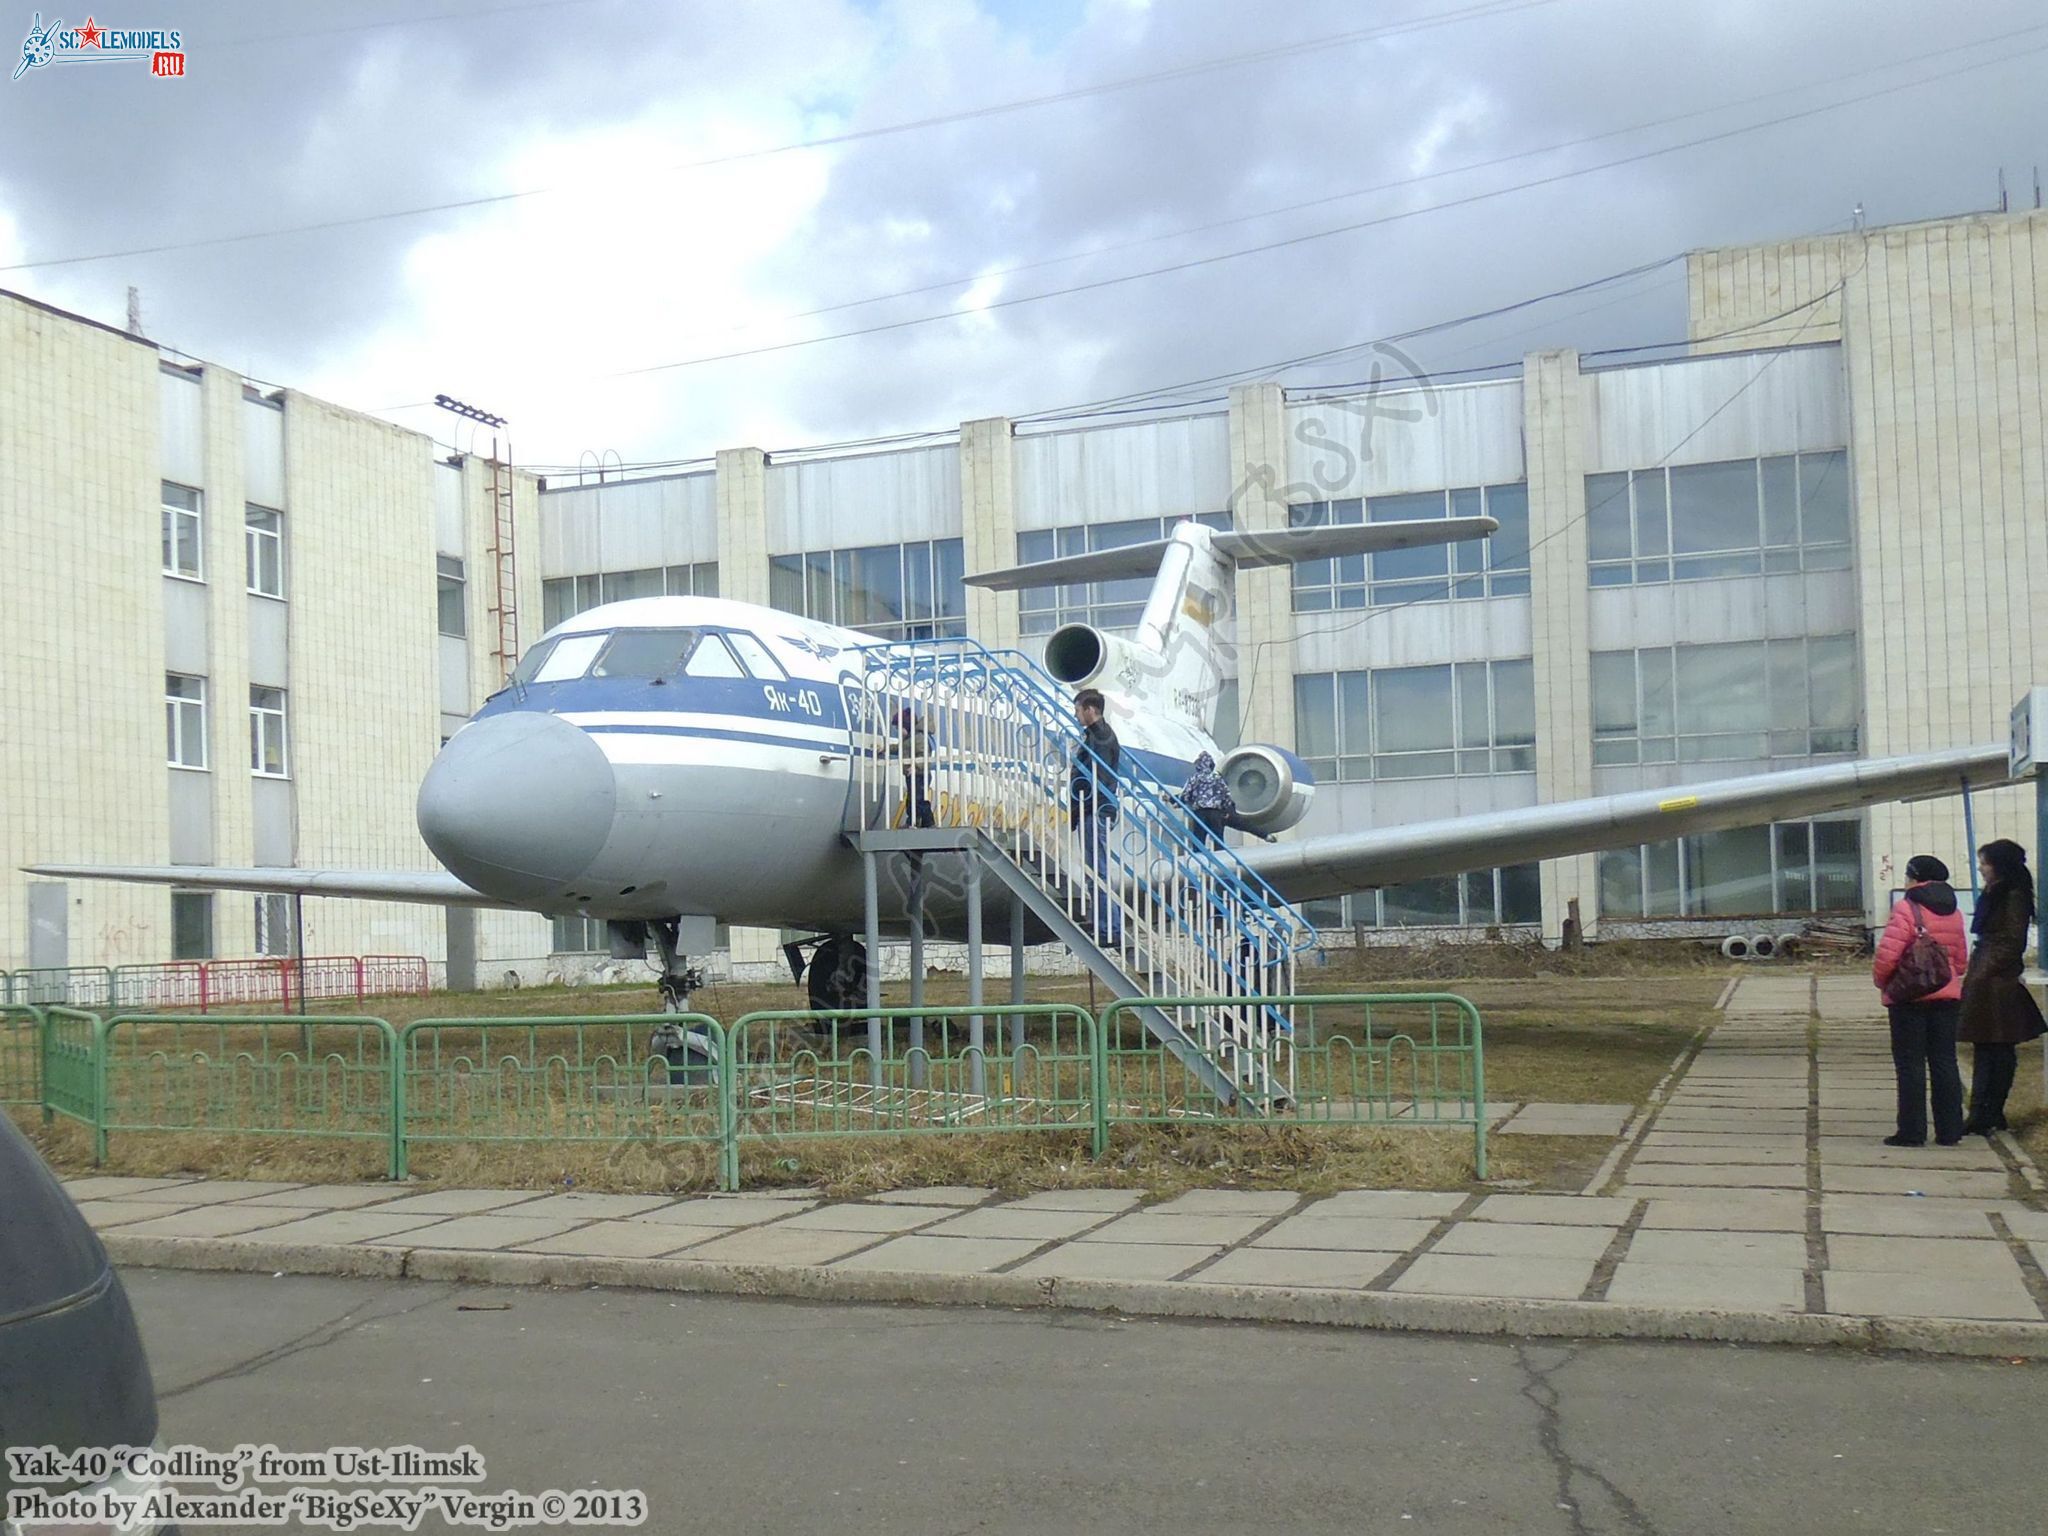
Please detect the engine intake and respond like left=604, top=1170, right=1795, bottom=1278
left=1219, top=745, right=1315, bottom=835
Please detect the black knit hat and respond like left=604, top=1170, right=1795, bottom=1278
left=1904, top=854, right=1949, bottom=883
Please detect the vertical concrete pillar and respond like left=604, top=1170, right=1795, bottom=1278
left=714, top=446, right=770, bottom=608
left=959, top=417, right=1019, bottom=648
left=1523, top=350, right=1598, bottom=940
left=1228, top=382, right=1294, bottom=751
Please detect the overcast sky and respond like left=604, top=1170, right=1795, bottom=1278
left=1, top=0, right=2042, bottom=469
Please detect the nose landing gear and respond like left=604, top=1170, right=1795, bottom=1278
left=650, top=917, right=716, bottom=1084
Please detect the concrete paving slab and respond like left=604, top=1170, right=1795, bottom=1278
left=223, top=1210, right=454, bottom=1246
left=1471, top=1194, right=1635, bottom=1226
left=1499, top=1104, right=1632, bottom=1137
left=1250, top=1215, right=1438, bottom=1252
left=60, top=1176, right=197, bottom=1199
left=1306, top=1190, right=1466, bottom=1218
left=2005, top=1210, right=2048, bottom=1241
left=228, top=1185, right=402, bottom=1210
left=105, top=1205, right=302, bottom=1240
left=516, top=1221, right=716, bottom=1259
left=1078, top=1212, right=1269, bottom=1246
left=1638, top=1194, right=1808, bottom=1233
left=1620, top=1165, right=1805, bottom=1189
left=1010, top=1241, right=1219, bottom=1281
left=125, top=1180, right=304, bottom=1204
left=1623, top=1230, right=1809, bottom=1269
left=1604, top=1263, right=1805, bottom=1312
left=1003, top=1189, right=1145, bottom=1212
left=867, top=1186, right=994, bottom=1206
left=1825, top=1235, right=2024, bottom=1281
left=773, top=1204, right=940, bottom=1234
left=1820, top=1199, right=1999, bottom=1239
left=76, top=1199, right=200, bottom=1228
left=363, top=1190, right=548, bottom=1216
left=634, top=1197, right=814, bottom=1227
left=832, top=1235, right=1041, bottom=1274
left=1147, top=1189, right=1302, bottom=1216
left=663, top=1226, right=881, bottom=1267
left=1639, top=1134, right=1807, bottom=1151
left=1632, top=1145, right=1805, bottom=1166
left=1823, top=1167, right=2014, bottom=1198
left=369, top=1215, right=584, bottom=1251
left=1389, top=1253, right=1596, bottom=1301
left=499, top=1193, right=678, bottom=1220
left=1196, top=1247, right=1402, bottom=1289
left=1430, top=1222, right=1616, bottom=1259
left=1823, top=1272, right=2041, bottom=1322
left=1820, top=1143, right=2006, bottom=1170
left=920, top=1207, right=1110, bottom=1242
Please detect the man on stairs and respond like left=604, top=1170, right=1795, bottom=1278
left=1070, top=688, right=1122, bottom=947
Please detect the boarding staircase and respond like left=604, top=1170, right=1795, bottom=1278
left=843, top=639, right=1317, bottom=1109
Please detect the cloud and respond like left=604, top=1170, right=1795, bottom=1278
left=0, top=0, right=2039, bottom=465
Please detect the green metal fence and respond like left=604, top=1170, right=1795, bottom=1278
left=724, top=1005, right=1103, bottom=1187
left=42, top=1007, right=104, bottom=1156
left=1100, top=994, right=1487, bottom=1178
left=1, top=1004, right=42, bottom=1108
left=9, top=966, right=114, bottom=1008
left=99, top=1013, right=401, bottom=1177
left=396, top=1014, right=726, bottom=1183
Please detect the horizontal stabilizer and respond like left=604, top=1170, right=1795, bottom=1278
left=966, top=516, right=1497, bottom=591
left=22, top=864, right=514, bottom=909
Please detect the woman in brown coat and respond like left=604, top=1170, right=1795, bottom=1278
left=1959, top=838, right=2047, bottom=1135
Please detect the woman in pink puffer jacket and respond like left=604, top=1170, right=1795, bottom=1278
left=1870, top=854, right=1970, bottom=1146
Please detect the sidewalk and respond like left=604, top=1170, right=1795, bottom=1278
left=69, top=976, right=2048, bottom=1357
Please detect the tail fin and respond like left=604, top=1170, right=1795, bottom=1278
left=969, top=514, right=1495, bottom=736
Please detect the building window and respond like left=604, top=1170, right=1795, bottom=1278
left=1302, top=864, right=1541, bottom=930
left=541, top=562, right=719, bottom=630
left=1295, top=660, right=1536, bottom=782
left=437, top=555, right=466, bottom=638
left=1017, top=514, right=1231, bottom=634
left=162, top=482, right=203, bottom=580
left=1290, top=484, right=1529, bottom=612
left=165, top=673, right=207, bottom=769
left=551, top=914, right=605, bottom=954
left=1599, top=818, right=1862, bottom=918
left=1586, top=450, right=1851, bottom=586
left=1591, top=636, right=1858, bottom=765
left=768, top=539, right=966, bottom=641
left=254, top=894, right=292, bottom=957
left=171, top=891, right=214, bottom=960
left=249, top=686, right=289, bottom=777
left=245, top=505, right=284, bottom=598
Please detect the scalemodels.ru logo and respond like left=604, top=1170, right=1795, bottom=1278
left=13, top=12, right=186, bottom=81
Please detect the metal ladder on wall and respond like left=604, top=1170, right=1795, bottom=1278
left=845, top=639, right=1316, bottom=1109
left=486, top=447, right=520, bottom=686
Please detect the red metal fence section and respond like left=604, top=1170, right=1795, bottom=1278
left=107, top=956, right=430, bottom=1012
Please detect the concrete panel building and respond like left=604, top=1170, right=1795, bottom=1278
left=3, top=206, right=2043, bottom=977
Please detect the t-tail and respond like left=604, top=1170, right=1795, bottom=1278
left=966, top=510, right=1495, bottom=834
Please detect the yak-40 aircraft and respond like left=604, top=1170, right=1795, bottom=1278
left=32, top=515, right=2010, bottom=1036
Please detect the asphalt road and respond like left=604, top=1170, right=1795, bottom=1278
left=126, top=1268, right=2044, bottom=1536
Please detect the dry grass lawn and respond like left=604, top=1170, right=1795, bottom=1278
left=10, top=942, right=1743, bottom=1198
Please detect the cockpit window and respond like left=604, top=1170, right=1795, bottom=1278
left=511, top=632, right=605, bottom=684
left=724, top=632, right=786, bottom=679
left=683, top=633, right=746, bottom=678
left=592, top=628, right=696, bottom=680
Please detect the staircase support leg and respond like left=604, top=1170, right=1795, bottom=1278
left=966, top=851, right=985, bottom=1099
left=862, top=848, right=883, bottom=1090
left=907, top=855, right=926, bottom=1089
left=1009, top=898, right=1026, bottom=1049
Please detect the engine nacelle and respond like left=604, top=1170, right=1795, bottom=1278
left=1219, top=745, right=1315, bottom=835
left=1043, top=622, right=1142, bottom=692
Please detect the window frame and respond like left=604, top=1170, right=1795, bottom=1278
left=1289, top=484, right=1530, bottom=613
left=437, top=554, right=467, bottom=638
left=171, top=891, right=215, bottom=961
left=1591, top=636, right=1860, bottom=765
left=1019, top=513, right=1231, bottom=634
left=248, top=685, right=289, bottom=778
left=770, top=538, right=967, bottom=642
left=244, top=504, right=284, bottom=599
left=165, top=673, right=208, bottom=770
left=550, top=913, right=605, bottom=954
left=162, top=481, right=204, bottom=582
left=1598, top=816, right=1863, bottom=919
left=1295, top=660, right=1538, bottom=782
left=1586, top=451, right=1853, bottom=588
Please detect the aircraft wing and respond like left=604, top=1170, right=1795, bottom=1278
left=1238, top=744, right=2014, bottom=903
left=21, top=864, right=516, bottom=909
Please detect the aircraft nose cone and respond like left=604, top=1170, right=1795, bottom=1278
left=418, top=712, right=616, bottom=902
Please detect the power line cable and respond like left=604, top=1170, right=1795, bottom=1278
left=1, top=0, right=1567, bottom=274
